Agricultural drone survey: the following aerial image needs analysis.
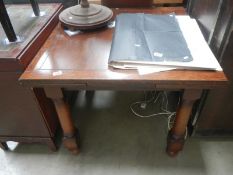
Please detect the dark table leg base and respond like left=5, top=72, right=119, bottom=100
left=0, top=142, right=9, bottom=150
left=166, top=131, right=184, bottom=157
left=63, top=129, right=80, bottom=154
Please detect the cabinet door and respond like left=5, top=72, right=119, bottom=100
left=188, top=0, right=233, bottom=136
left=0, top=72, right=50, bottom=137
left=195, top=28, right=233, bottom=136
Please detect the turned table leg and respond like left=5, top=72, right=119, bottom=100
left=0, top=142, right=9, bottom=150
left=166, top=89, right=202, bottom=157
left=44, top=87, right=80, bottom=154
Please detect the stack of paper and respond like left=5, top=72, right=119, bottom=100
left=108, top=13, right=222, bottom=73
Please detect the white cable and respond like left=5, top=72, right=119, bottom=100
left=167, top=112, right=176, bottom=130
left=130, top=103, right=172, bottom=118
left=130, top=91, right=189, bottom=139
left=130, top=91, right=174, bottom=118
left=161, top=91, right=170, bottom=113
left=139, top=91, right=157, bottom=107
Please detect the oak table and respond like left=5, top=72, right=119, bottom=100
left=20, top=7, right=227, bottom=156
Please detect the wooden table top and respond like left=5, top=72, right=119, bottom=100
left=20, top=7, right=227, bottom=90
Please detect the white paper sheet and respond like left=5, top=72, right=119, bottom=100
left=137, top=66, right=175, bottom=75
left=110, top=15, right=223, bottom=72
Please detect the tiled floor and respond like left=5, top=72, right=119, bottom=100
left=1, top=91, right=233, bottom=175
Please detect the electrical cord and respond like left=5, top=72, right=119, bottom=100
left=130, top=91, right=188, bottom=139
left=130, top=91, right=174, bottom=118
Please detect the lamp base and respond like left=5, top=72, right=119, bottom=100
left=59, top=4, right=113, bottom=30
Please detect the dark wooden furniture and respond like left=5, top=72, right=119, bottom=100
left=188, top=0, right=233, bottom=136
left=101, top=0, right=153, bottom=7
left=29, top=0, right=40, bottom=17
left=20, top=7, right=227, bottom=156
left=0, top=0, right=17, bottom=42
left=0, top=3, right=63, bottom=150
left=101, top=0, right=184, bottom=7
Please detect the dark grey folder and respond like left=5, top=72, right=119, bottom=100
left=109, top=13, right=193, bottom=66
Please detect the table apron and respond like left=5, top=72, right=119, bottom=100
left=21, top=80, right=226, bottom=91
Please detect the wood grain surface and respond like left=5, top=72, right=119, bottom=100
left=20, top=7, right=227, bottom=90
left=19, top=7, right=228, bottom=156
